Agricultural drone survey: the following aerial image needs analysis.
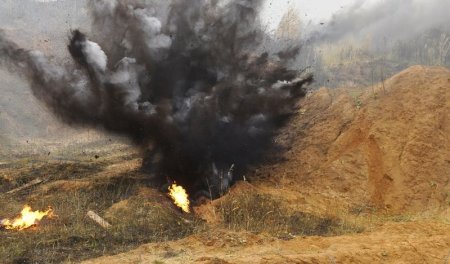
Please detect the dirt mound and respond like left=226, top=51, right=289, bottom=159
left=71, top=66, right=450, bottom=263
left=254, top=65, right=450, bottom=214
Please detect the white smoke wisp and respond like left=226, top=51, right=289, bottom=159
left=311, top=0, right=450, bottom=45
left=83, top=40, right=108, bottom=72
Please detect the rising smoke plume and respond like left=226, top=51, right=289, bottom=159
left=293, top=0, right=450, bottom=88
left=310, top=0, right=450, bottom=46
left=0, top=0, right=312, bottom=198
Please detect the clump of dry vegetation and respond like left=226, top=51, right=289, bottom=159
left=216, top=192, right=363, bottom=238
left=0, top=182, right=201, bottom=263
left=0, top=140, right=368, bottom=263
left=0, top=146, right=202, bottom=264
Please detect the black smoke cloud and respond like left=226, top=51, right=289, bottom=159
left=0, top=0, right=312, bottom=198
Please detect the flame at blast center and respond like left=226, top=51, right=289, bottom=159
left=168, top=184, right=190, bottom=213
left=1, top=205, right=53, bottom=230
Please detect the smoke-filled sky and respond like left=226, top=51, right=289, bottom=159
left=0, top=0, right=313, bottom=197
left=1, top=0, right=449, bottom=192
left=316, top=0, right=450, bottom=42
left=27, top=0, right=368, bottom=22
left=261, top=0, right=366, bottom=26
left=261, top=0, right=450, bottom=40
left=4, top=0, right=448, bottom=40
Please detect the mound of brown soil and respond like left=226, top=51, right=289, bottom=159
left=82, top=66, right=450, bottom=263
left=256, top=65, right=450, bottom=214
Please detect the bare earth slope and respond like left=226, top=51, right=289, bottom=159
left=257, top=65, right=450, bottom=214
left=84, top=66, right=450, bottom=263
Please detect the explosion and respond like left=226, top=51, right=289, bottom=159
left=0, top=0, right=313, bottom=199
left=1, top=205, right=53, bottom=231
left=168, top=183, right=190, bottom=213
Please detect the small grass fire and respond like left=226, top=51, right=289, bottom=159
left=168, top=183, right=191, bottom=213
left=1, top=205, right=54, bottom=231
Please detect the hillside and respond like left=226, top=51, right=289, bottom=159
left=79, top=66, right=449, bottom=263
left=0, top=66, right=448, bottom=263
left=255, top=65, right=450, bottom=214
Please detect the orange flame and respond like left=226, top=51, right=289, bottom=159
left=168, top=183, right=190, bottom=213
left=1, top=205, right=53, bottom=230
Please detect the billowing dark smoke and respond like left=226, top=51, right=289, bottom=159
left=0, top=0, right=312, bottom=198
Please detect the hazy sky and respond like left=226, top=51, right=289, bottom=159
left=18, top=0, right=448, bottom=44
left=260, top=0, right=381, bottom=31
left=20, top=0, right=381, bottom=30
left=262, top=0, right=357, bottom=21
left=24, top=0, right=376, bottom=26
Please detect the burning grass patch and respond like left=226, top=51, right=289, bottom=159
left=0, top=141, right=199, bottom=263
left=216, top=193, right=363, bottom=238
left=0, top=179, right=201, bottom=264
left=106, top=196, right=202, bottom=243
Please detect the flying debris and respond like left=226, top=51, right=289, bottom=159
left=0, top=0, right=313, bottom=199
